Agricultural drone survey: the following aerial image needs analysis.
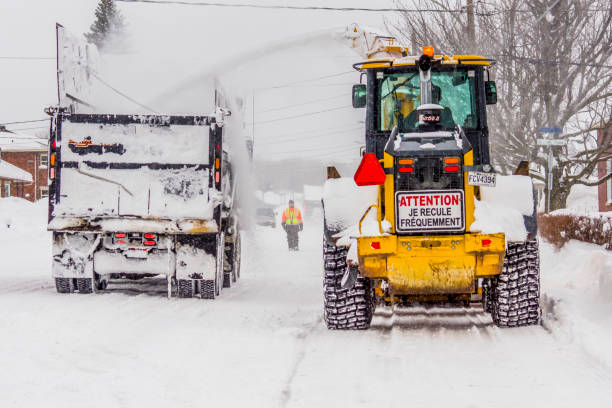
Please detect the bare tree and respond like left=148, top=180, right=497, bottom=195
left=388, top=0, right=612, bottom=210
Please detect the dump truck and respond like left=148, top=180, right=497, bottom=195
left=322, top=27, right=540, bottom=329
left=46, top=109, right=241, bottom=298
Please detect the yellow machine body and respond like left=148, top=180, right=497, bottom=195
left=355, top=144, right=505, bottom=296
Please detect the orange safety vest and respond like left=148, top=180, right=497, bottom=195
left=282, top=208, right=303, bottom=225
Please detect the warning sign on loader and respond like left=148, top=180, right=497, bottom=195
left=395, top=190, right=465, bottom=233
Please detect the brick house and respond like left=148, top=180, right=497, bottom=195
left=597, top=125, right=612, bottom=212
left=0, top=128, right=49, bottom=201
left=0, top=155, right=33, bottom=193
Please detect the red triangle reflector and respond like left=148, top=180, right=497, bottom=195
left=354, top=153, right=386, bottom=186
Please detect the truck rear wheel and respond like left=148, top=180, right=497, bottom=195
left=55, top=278, right=74, bottom=294
left=224, top=229, right=241, bottom=284
left=490, top=240, right=541, bottom=327
left=323, top=236, right=373, bottom=330
left=76, top=278, right=93, bottom=294
left=200, top=279, right=216, bottom=299
left=178, top=279, right=195, bottom=298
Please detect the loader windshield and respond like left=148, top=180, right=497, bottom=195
left=378, top=68, right=479, bottom=132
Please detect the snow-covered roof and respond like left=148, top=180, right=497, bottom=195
left=0, top=129, right=48, bottom=152
left=0, top=159, right=33, bottom=182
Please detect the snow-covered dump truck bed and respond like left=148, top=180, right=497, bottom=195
left=47, top=112, right=241, bottom=298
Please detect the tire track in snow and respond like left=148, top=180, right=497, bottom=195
left=279, top=315, right=324, bottom=408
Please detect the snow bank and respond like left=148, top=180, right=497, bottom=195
left=0, top=198, right=47, bottom=232
left=541, top=240, right=612, bottom=367
left=470, top=199, right=527, bottom=242
left=480, top=175, right=534, bottom=216
left=470, top=175, right=534, bottom=242
left=0, top=197, right=50, bottom=280
left=323, top=177, right=378, bottom=231
left=565, top=184, right=599, bottom=213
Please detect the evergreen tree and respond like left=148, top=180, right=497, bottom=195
left=84, top=0, right=126, bottom=51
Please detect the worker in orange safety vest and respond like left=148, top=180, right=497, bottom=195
left=281, top=200, right=303, bottom=251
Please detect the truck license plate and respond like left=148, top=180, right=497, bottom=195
left=467, top=171, right=496, bottom=187
left=125, top=249, right=149, bottom=259
left=395, top=190, right=465, bottom=233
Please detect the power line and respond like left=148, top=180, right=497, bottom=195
left=89, top=71, right=159, bottom=114
left=117, top=0, right=611, bottom=15
left=0, top=119, right=49, bottom=126
left=3, top=126, right=48, bottom=132
left=262, top=141, right=362, bottom=156
left=496, top=54, right=612, bottom=69
left=0, top=56, right=55, bottom=60
left=253, top=105, right=352, bottom=125
left=115, top=0, right=467, bottom=13
left=258, top=71, right=355, bottom=91
left=259, top=122, right=362, bottom=140
left=257, top=94, right=347, bottom=114
left=257, top=126, right=362, bottom=145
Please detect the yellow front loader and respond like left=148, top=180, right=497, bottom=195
left=322, top=29, right=540, bottom=330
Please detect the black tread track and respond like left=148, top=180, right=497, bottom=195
left=177, top=279, right=195, bottom=298
left=323, top=239, right=373, bottom=330
left=200, top=280, right=216, bottom=299
left=223, top=273, right=232, bottom=288
left=55, top=278, right=73, bottom=294
left=491, top=240, right=541, bottom=327
left=76, top=278, right=93, bottom=294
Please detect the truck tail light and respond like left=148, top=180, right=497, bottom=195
left=444, top=165, right=460, bottom=172
left=398, top=167, right=413, bottom=173
left=370, top=241, right=381, bottom=250
left=49, top=168, right=55, bottom=179
left=215, top=171, right=220, bottom=183
left=115, top=233, right=126, bottom=238
left=482, top=239, right=492, bottom=247
left=144, top=233, right=156, bottom=239
left=143, top=240, right=156, bottom=246
left=444, top=157, right=460, bottom=164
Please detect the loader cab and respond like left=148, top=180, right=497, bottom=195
left=354, top=55, right=496, bottom=166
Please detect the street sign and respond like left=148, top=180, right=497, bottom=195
left=540, top=127, right=562, bottom=134
left=537, top=139, right=567, bottom=146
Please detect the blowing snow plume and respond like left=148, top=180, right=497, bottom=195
left=84, top=0, right=130, bottom=54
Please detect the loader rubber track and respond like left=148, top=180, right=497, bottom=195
left=491, top=240, right=541, bottom=327
left=323, top=238, right=373, bottom=330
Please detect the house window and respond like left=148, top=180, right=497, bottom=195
left=606, top=159, right=612, bottom=205
left=40, top=152, right=48, bottom=167
left=40, top=186, right=49, bottom=199
left=3, top=182, right=10, bottom=198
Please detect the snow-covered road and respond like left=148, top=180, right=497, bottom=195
left=1, top=201, right=612, bottom=407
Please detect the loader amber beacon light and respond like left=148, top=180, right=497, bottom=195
left=423, top=46, right=434, bottom=57
left=354, top=153, right=386, bottom=186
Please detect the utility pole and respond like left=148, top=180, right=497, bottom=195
left=466, top=0, right=475, bottom=44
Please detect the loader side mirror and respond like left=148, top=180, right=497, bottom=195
left=485, top=81, right=497, bottom=105
left=352, top=84, right=367, bottom=108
